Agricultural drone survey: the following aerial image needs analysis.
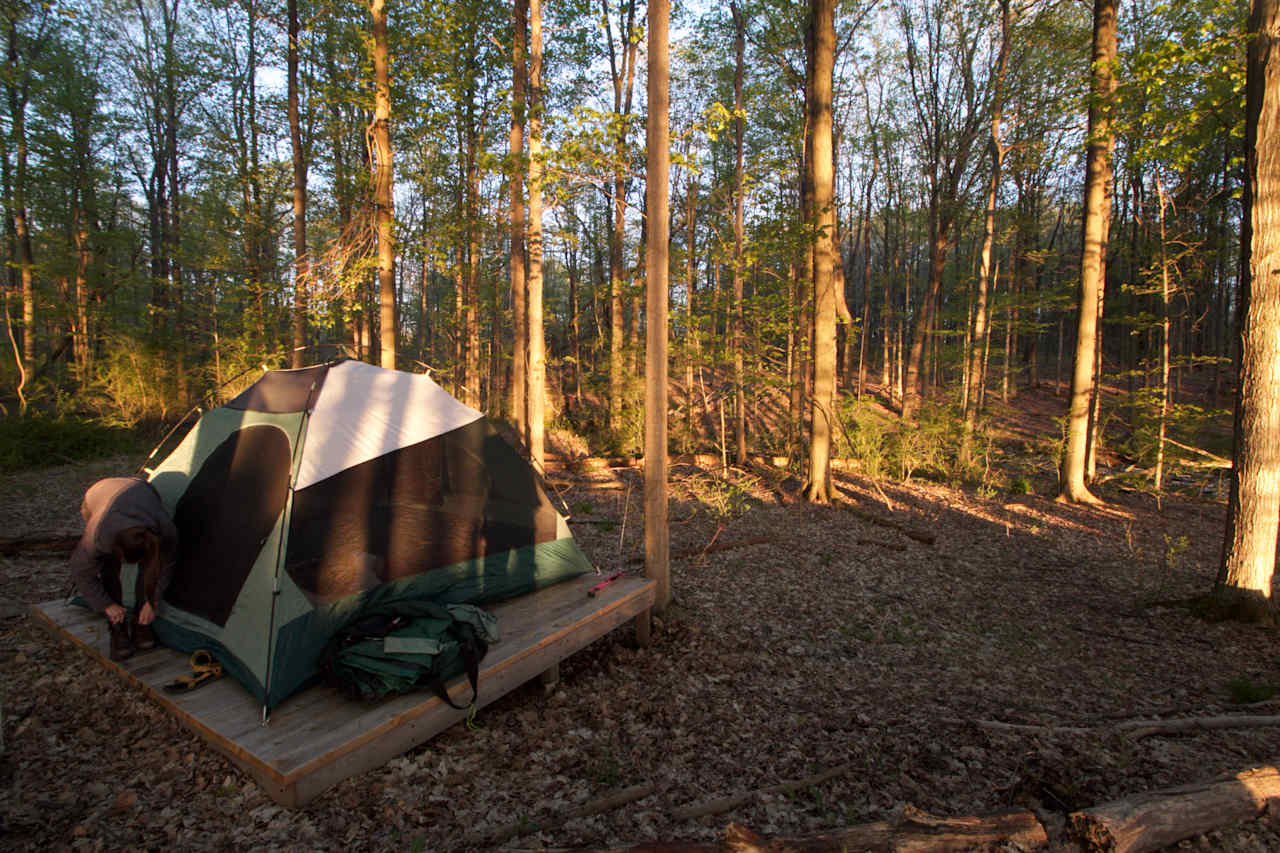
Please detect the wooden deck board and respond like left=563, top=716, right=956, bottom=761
left=32, top=573, right=654, bottom=807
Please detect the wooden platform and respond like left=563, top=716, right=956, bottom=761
left=32, top=574, right=654, bottom=807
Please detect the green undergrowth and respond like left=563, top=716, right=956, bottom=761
left=0, top=416, right=152, bottom=473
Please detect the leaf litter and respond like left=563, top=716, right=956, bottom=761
left=1, top=443, right=1279, bottom=851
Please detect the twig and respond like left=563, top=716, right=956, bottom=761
left=469, top=782, right=656, bottom=845
left=697, top=524, right=725, bottom=563
left=834, top=490, right=936, bottom=545
left=625, top=535, right=772, bottom=565
left=1160, top=436, right=1231, bottom=468
left=4, top=294, right=27, bottom=414
left=856, top=537, right=907, bottom=551
left=618, top=481, right=633, bottom=556
left=952, top=713, right=1280, bottom=741
left=671, top=763, right=852, bottom=822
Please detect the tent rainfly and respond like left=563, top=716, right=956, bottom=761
left=130, top=359, right=590, bottom=710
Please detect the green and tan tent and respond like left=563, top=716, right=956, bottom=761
left=137, top=359, right=590, bottom=709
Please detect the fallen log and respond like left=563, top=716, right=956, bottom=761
left=584, top=806, right=1047, bottom=852
left=0, top=532, right=81, bottom=557
left=1069, top=764, right=1280, bottom=853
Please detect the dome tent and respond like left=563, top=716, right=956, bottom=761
left=141, top=359, right=591, bottom=710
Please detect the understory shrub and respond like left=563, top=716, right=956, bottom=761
left=0, top=416, right=150, bottom=472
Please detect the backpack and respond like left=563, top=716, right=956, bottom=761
left=318, top=599, right=498, bottom=706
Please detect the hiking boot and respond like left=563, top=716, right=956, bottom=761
left=109, top=620, right=135, bottom=661
left=133, top=619, right=156, bottom=652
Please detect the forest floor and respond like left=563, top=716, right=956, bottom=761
left=2, top=385, right=1279, bottom=852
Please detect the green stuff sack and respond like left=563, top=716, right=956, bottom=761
left=319, top=600, right=499, bottom=706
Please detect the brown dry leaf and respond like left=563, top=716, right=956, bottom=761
left=2, top=398, right=1278, bottom=851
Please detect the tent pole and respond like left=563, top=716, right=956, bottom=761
left=260, top=375, right=324, bottom=723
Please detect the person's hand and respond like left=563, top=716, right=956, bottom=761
left=105, top=604, right=126, bottom=624
left=138, top=602, right=156, bottom=625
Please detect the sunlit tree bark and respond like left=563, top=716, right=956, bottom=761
left=509, top=0, right=527, bottom=432
left=527, top=0, right=546, bottom=469
left=1216, top=0, right=1280, bottom=622
left=644, top=0, right=671, bottom=613
left=803, top=0, right=836, bottom=504
left=370, top=0, right=396, bottom=369
left=5, top=15, right=36, bottom=374
left=1060, top=0, right=1118, bottom=504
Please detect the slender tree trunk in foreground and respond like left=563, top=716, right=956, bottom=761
left=605, top=0, right=638, bottom=431
left=1060, top=0, right=1118, bottom=504
left=289, top=0, right=308, bottom=367
left=731, top=1, right=747, bottom=465
left=962, top=0, right=1012, bottom=463
left=803, top=0, right=837, bottom=504
left=644, top=0, right=671, bottom=614
left=6, top=20, right=35, bottom=374
left=1154, top=176, right=1172, bottom=492
left=510, top=0, right=528, bottom=433
left=527, top=0, right=547, bottom=470
left=1216, top=0, right=1280, bottom=622
left=684, top=177, right=698, bottom=436
left=370, top=0, right=397, bottom=369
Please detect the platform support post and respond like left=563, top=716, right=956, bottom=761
left=634, top=608, right=652, bottom=647
left=539, top=663, right=559, bottom=692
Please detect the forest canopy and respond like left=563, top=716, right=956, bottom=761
left=0, top=0, right=1246, bottom=474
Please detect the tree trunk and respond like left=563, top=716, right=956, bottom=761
left=856, top=164, right=875, bottom=399
left=605, top=0, right=638, bottom=431
left=289, top=0, right=308, bottom=368
left=370, top=0, right=397, bottom=370
left=644, top=0, right=671, bottom=613
left=510, top=0, right=528, bottom=432
left=1154, top=175, right=1172, bottom=492
left=731, top=1, right=747, bottom=465
left=1060, top=0, right=1117, bottom=505
left=527, top=0, right=546, bottom=469
left=962, top=0, right=1012, bottom=463
left=684, top=177, right=698, bottom=437
left=72, top=208, right=91, bottom=378
left=803, top=0, right=836, bottom=504
left=1216, top=0, right=1280, bottom=622
left=6, top=20, right=35, bottom=374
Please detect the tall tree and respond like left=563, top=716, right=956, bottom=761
left=4, top=3, right=47, bottom=376
left=527, top=0, right=546, bottom=469
left=645, top=0, right=671, bottom=613
left=288, top=0, right=308, bottom=368
left=803, top=0, right=837, bottom=504
left=1215, top=0, right=1280, bottom=621
left=961, top=0, right=1013, bottom=462
left=1060, top=0, right=1119, bottom=504
left=370, top=0, right=396, bottom=369
left=730, top=0, right=747, bottom=465
left=510, top=0, right=528, bottom=431
left=604, top=0, right=639, bottom=430
left=898, top=0, right=989, bottom=420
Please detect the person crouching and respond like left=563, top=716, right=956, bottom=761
left=69, top=477, right=178, bottom=661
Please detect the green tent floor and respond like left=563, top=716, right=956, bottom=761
left=32, top=574, right=655, bottom=807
